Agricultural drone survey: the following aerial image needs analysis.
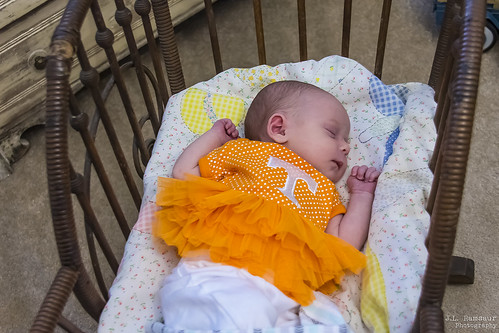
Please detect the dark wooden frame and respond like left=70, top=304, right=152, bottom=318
left=30, top=0, right=485, bottom=332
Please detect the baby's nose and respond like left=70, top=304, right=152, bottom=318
left=342, top=141, right=350, bottom=155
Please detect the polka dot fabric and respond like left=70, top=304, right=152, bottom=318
left=199, top=139, right=345, bottom=231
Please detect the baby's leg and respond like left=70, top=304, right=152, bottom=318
left=160, top=259, right=299, bottom=330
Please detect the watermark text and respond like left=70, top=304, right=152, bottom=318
left=446, top=314, right=497, bottom=330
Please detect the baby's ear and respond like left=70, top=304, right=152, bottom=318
left=267, top=113, right=288, bottom=144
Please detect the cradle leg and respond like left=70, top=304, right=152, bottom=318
left=448, top=256, right=474, bottom=284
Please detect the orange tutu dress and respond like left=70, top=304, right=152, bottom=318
left=154, top=139, right=366, bottom=306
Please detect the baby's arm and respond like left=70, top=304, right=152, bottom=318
left=172, top=119, right=239, bottom=179
left=325, top=166, right=380, bottom=250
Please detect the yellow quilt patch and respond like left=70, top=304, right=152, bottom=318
left=233, top=66, right=280, bottom=87
left=361, top=244, right=390, bottom=332
left=181, top=88, right=245, bottom=134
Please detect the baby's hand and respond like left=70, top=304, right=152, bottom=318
left=347, top=165, right=380, bottom=195
left=211, top=118, right=239, bottom=144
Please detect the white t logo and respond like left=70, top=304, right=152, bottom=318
left=267, top=156, right=317, bottom=208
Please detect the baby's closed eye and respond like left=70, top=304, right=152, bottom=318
left=325, top=128, right=336, bottom=137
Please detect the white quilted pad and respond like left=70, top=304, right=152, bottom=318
left=98, top=56, right=436, bottom=333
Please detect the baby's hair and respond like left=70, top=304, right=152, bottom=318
left=244, top=80, right=327, bottom=141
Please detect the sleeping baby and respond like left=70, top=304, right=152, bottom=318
left=153, top=80, right=380, bottom=330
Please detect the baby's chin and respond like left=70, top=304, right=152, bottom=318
left=326, top=170, right=346, bottom=183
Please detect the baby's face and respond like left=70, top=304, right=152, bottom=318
left=283, top=91, right=350, bottom=182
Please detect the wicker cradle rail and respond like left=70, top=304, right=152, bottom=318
left=31, top=0, right=485, bottom=332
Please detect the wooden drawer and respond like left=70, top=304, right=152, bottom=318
left=0, top=0, right=206, bottom=178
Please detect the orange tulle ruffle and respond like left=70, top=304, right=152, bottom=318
left=153, top=175, right=366, bottom=306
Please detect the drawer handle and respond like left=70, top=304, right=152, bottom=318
left=34, top=56, right=47, bottom=70
left=28, top=50, right=48, bottom=70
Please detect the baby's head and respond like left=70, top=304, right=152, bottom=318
left=244, top=80, right=351, bottom=182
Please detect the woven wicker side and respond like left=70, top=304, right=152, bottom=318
left=414, top=0, right=486, bottom=332
left=32, top=0, right=183, bottom=329
left=31, top=1, right=96, bottom=330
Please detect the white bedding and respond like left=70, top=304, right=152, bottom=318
left=98, top=55, right=436, bottom=332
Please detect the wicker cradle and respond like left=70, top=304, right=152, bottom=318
left=30, top=0, right=486, bottom=332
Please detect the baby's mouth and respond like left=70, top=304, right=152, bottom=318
left=334, top=161, right=344, bottom=169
